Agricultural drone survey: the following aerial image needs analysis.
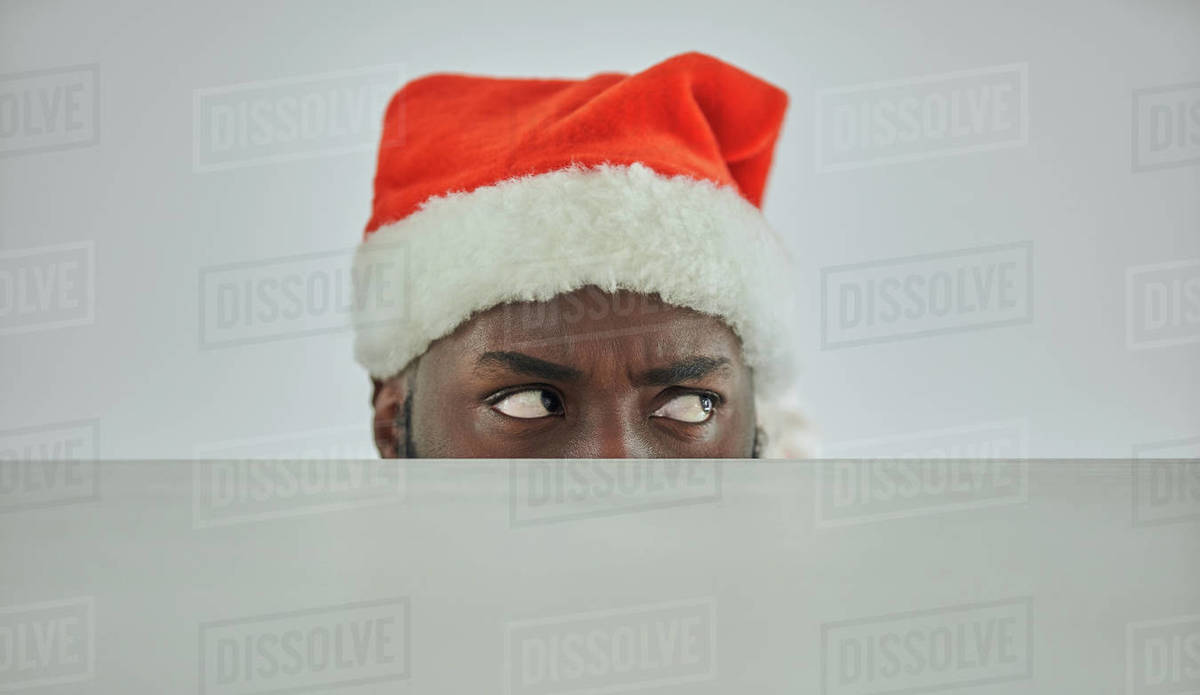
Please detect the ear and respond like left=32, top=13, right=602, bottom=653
left=371, top=374, right=410, bottom=458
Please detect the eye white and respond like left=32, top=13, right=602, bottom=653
left=493, top=389, right=559, bottom=419
left=652, top=393, right=715, bottom=423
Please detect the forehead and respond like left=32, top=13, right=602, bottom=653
left=433, top=287, right=747, bottom=368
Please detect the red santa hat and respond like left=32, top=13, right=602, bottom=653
left=354, top=51, right=808, bottom=456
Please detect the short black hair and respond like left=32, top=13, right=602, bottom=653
left=402, top=388, right=418, bottom=458
left=402, top=368, right=418, bottom=458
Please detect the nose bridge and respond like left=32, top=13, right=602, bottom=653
left=564, top=394, right=654, bottom=459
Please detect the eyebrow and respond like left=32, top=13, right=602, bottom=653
left=475, top=352, right=732, bottom=386
left=635, top=356, right=730, bottom=386
left=477, top=351, right=584, bottom=382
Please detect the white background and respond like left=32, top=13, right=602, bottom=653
left=1, top=0, right=1198, bottom=458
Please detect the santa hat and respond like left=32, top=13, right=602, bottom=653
left=354, top=51, right=809, bottom=457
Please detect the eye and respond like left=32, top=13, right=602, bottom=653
left=491, top=388, right=564, bottom=419
left=651, top=392, right=716, bottom=423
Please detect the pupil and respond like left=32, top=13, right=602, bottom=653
left=541, top=390, right=561, bottom=413
left=699, top=395, right=713, bottom=413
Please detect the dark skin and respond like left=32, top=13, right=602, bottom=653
left=371, top=287, right=760, bottom=458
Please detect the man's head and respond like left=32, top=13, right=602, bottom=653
left=354, top=53, right=803, bottom=457
left=372, top=287, right=761, bottom=457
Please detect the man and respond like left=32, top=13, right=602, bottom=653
left=354, top=52, right=806, bottom=458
